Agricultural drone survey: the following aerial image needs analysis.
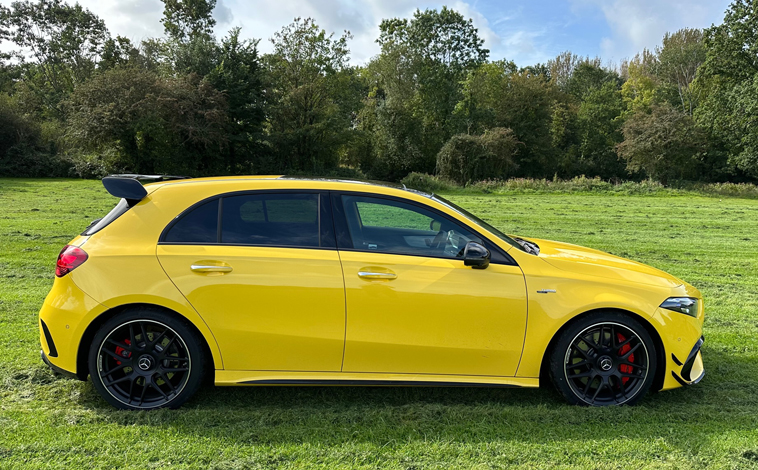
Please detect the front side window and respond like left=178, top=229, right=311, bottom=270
left=340, top=195, right=482, bottom=259
left=221, top=193, right=321, bottom=247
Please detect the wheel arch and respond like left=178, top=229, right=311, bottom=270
left=75, top=303, right=217, bottom=381
left=538, top=307, right=667, bottom=393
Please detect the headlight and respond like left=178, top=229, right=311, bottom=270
left=660, top=297, right=699, bottom=317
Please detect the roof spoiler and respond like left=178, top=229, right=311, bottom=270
left=102, top=174, right=190, bottom=206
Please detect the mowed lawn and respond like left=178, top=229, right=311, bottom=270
left=1, top=178, right=758, bottom=469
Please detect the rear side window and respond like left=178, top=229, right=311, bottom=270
left=163, top=200, right=219, bottom=243
left=83, top=198, right=130, bottom=235
left=221, top=194, right=320, bottom=247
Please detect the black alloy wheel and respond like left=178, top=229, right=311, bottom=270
left=550, top=312, right=657, bottom=406
left=89, top=308, right=205, bottom=410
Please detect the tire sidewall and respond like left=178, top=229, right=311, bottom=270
left=88, top=307, right=206, bottom=410
left=549, top=311, right=658, bottom=406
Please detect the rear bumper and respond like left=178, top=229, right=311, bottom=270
left=38, top=274, right=107, bottom=378
left=41, top=350, right=79, bottom=380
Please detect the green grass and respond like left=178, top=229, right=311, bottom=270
left=1, top=178, right=758, bottom=469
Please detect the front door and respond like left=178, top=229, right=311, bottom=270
left=157, top=191, right=346, bottom=372
left=334, top=193, right=528, bottom=377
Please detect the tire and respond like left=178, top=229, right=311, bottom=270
left=549, top=311, right=658, bottom=406
left=88, top=307, right=206, bottom=410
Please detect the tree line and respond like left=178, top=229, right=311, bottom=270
left=1, top=0, right=757, bottom=185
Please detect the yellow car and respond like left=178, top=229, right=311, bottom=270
left=39, top=175, right=705, bottom=409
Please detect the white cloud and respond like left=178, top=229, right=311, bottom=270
left=0, top=0, right=505, bottom=65
left=574, top=0, right=731, bottom=61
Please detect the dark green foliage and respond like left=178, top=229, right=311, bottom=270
left=456, top=62, right=559, bottom=177
left=264, top=18, right=356, bottom=174
left=695, top=0, right=758, bottom=178
left=437, top=128, right=520, bottom=185
left=360, top=7, right=490, bottom=179
left=617, top=103, right=709, bottom=183
left=565, top=63, right=622, bottom=100
left=0, top=95, right=68, bottom=176
left=207, top=28, right=267, bottom=174
left=64, top=67, right=228, bottom=176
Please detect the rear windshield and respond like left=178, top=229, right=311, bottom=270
left=82, top=198, right=130, bottom=235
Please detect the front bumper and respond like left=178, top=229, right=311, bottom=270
left=671, top=337, right=705, bottom=386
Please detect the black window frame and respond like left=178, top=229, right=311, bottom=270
left=159, top=190, right=336, bottom=250
left=330, top=191, right=517, bottom=266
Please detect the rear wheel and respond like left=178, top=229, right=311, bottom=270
left=88, top=308, right=206, bottom=410
left=549, top=312, right=657, bottom=406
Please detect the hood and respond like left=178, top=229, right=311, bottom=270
left=521, top=237, right=685, bottom=288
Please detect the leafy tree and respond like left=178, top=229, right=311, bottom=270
left=548, top=52, right=602, bottom=91
left=161, top=0, right=216, bottom=42
left=206, top=28, right=267, bottom=173
left=99, top=36, right=140, bottom=70
left=0, top=0, right=110, bottom=116
left=565, top=62, right=621, bottom=100
left=378, top=7, right=488, bottom=74
left=654, top=28, right=705, bottom=115
left=363, top=7, right=489, bottom=177
left=455, top=61, right=559, bottom=176
left=695, top=0, right=758, bottom=177
left=621, top=51, right=659, bottom=113
left=64, top=67, right=228, bottom=176
left=574, top=81, right=626, bottom=178
left=617, top=103, right=708, bottom=183
left=264, top=18, right=356, bottom=173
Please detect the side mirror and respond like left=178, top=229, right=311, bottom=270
left=463, top=241, right=490, bottom=269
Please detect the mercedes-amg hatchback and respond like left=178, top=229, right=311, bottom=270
left=39, top=175, right=705, bottom=409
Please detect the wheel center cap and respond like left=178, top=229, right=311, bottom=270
left=598, top=356, right=613, bottom=372
left=137, top=355, right=154, bottom=371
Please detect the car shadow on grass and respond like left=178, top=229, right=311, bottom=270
left=65, top=348, right=758, bottom=449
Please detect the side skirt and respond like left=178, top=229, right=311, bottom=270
left=215, top=370, right=540, bottom=388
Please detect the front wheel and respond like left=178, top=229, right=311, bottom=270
left=88, top=308, right=206, bottom=410
left=549, top=312, right=657, bottom=406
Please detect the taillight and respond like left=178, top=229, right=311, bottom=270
left=55, top=245, right=88, bottom=277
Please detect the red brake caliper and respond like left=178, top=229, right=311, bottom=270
left=114, top=339, right=132, bottom=366
left=617, top=333, right=633, bottom=385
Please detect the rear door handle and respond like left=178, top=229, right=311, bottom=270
left=358, top=271, right=397, bottom=280
left=191, top=264, right=233, bottom=273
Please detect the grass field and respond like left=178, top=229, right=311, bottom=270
left=1, top=178, right=758, bottom=469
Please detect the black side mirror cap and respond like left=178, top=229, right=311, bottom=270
left=463, top=241, right=490, bottom=269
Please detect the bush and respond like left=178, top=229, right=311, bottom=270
left=436, top=128, right=519, bottom=185
left=285, top=166, right=368, bottom=180
left=400, top=172, right=457, bottom=193
left=0, top=96, right=70, bottom=177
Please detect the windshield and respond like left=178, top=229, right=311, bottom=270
left=431, top=195, right=526, bottom=252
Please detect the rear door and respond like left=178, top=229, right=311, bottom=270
left=157, top=191, right=346, bottom=372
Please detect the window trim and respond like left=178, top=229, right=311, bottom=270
left=158, top=189, right=336, bottom=250
left=330, top=191, right=517, bottom=266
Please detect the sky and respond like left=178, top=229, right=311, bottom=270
left=1, top=0, right=735, bottom=66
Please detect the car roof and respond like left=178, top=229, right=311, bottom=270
left=144, top=175, right=432, bottom=197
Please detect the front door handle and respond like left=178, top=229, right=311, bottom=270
left=358, top=271, right=397, bottom=280
left=191, top=264, right=233, bottom=273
